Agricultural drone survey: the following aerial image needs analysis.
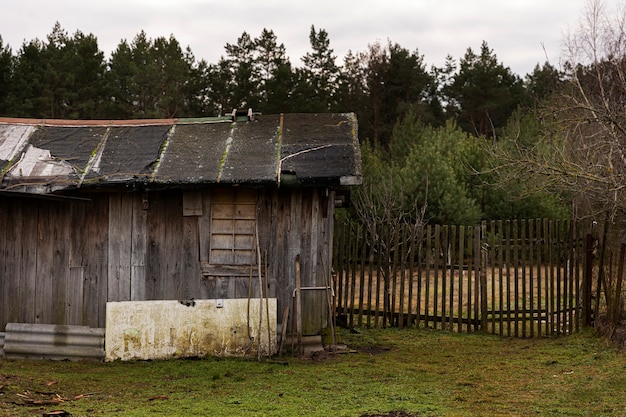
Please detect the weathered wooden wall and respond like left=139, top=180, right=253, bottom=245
left=0, top=187, right=334, bottom=334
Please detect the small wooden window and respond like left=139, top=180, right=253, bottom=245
left=209, top=188, right=257, bottom=266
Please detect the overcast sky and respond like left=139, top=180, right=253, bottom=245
left=0, top=0, right=622, bottom=77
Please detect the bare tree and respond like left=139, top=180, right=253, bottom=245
left=493, top=0, right=626, bottom=326
left=352, top=173, right=428, bottom=325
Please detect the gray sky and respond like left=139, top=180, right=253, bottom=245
left=0, top=0, right=621, bottom=76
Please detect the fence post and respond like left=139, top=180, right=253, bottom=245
left=480, top=221, right=488, bottom=332
left=583, top=232, right=595, bottom=327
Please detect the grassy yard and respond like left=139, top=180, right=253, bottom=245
left=1, top=328, right=625, bottom=417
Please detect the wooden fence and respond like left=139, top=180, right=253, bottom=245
left=332, top=219, right=591, bottom=337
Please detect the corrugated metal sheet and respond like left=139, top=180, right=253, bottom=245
left=3, top=323, right=104, bottom=361
left=0, top=113, right=362, bottom=194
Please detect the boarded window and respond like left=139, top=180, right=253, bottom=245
left=209, top=188, right=257, bottom=266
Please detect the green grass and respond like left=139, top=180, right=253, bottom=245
left=1, top=328, right=626, bottom=416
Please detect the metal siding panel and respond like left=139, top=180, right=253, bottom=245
left=0, top=124, right=35, bottom=162
left=3, top=323, right=104, bottom=361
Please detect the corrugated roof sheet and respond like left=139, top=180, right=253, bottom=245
left=0, top=113, right=362, bottom=194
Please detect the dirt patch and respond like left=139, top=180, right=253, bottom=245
left=360, top=411, right=420, bottom=417
left=359, top=346, right=392, bottom=355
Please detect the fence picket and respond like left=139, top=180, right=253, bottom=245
left=332, top=219, right=588, bottom=337
left=424, top=225, right=432, bottom=328
left=457, top=226, right=464, bottom=333
left=528, top=219, right=535, bottom=338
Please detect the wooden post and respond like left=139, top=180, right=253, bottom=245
left=295, top=254, right=302, bottom=357
left=611, top=243, right=626, bottom=324
left=480, top=221, right=488, bottom=333
left=279, top=306, right=289, bottom=357
left=583, top=233, right=595, bottom=326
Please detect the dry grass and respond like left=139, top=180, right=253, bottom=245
left=336, top=264, right=583, bottom=336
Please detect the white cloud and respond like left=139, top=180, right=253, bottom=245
left=0, top=0, right=621, bottom=75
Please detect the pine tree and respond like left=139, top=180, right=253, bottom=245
left=0, top=36, right=13, bottom=116
left=444, top=41, right=524, bottom=138
left=296, top=25, right=340, bottom=111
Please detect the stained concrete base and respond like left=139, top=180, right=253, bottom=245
left=105, top=299, right=276, bottom=361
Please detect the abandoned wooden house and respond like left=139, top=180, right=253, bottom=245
left=0, top=112, right=361, bottom=359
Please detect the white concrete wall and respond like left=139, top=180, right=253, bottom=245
left=105, top=299, right=276, bottom=361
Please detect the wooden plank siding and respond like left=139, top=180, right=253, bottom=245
left=0, top=187, right=335, bottom=335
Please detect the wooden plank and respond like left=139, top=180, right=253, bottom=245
left=108, top=193, right=132, bottom=301
left=546, top=220, right=555, bottom=334
left=556, top=220, right=563, bottom=334
left=348, top=224, right=359, bottom=327
left=574, top=220, right=582, bottom=332
left=5, top=200, right=23, bottom=324
left=457, top=225, right=464, bottom=333
left=0, top=197, right=7, bottom=328
left=504, top=220, right=511, bottom=336
left=198, top=190, right=212, bottom=264
left=182, top=190, right=203, bottom=216
left=68, top=201, right=87, bottom=325
left=398, top=225, right=408, bottom=328
left=466, top=225, right=474, bottom=333
left=424, top=225, right=432, bottom=327
left=528, top=219, right=535, bottom=337
left=131, top=193, right=147, bottom=301
left=35, top=203, right=54, bottom=324
left=433, top=224, right=441, bottom=329
left=535, top=219, right=543, bottom=336
left=407, top=224, right=417, bottom=327
left=513, top=220, right=519, bottom=337
left=382, top=224, right=393, bottom=327
left=473, top=225, right=481, bottom=332
left=358, top=224, right=366, bottom=327
left=538, top=219, right=550, bottom=336
left=415, top=227, right=423, bottom=329
left=166, top=192, right=184, bottom=299
left=374, top=224, right=384, bottom=327
left=145, top=192, right=163, bottom=300
left=521, top=220, right=527, bottom=337
left=68, top=267, right=85, bottom=325
left=448, top=225, right=456, bottom=331
left=366, top=225, right=374, bottom=328
left=307, top=188, right=324, bottom=332
left=440, top=225, right=447, bottom=330
left=496, top=220, right=504, bottom=335
left=181, top=215, right=201, bottom=299
left=19, top=201, right=38, bottom=323
left=92, top=194, right=110, bottom=328
left=335, top=221, right=346, bottom=316
left=480, top=222, right=489, bottom=332
left=566, top=221, right=573, bottom=333
left=52, top=201, right=70, bottom=324
left=390, top=222, right=401, bottom=327
left=488, top=221, right=496, bottom=334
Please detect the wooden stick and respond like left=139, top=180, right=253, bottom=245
left=279, top=306, right=289, bottom=357
left=265, top=250, right=271, bottom=358
left=322, top=255, right=336, bottom=353
left=295, top=254, right=302, bottom=357
left=256, top=221, right=264, bottom=361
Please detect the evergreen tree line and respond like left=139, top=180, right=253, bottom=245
left=0, top=23, right=560, bottom=143
left=0, top=22, right=570, bottom=222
